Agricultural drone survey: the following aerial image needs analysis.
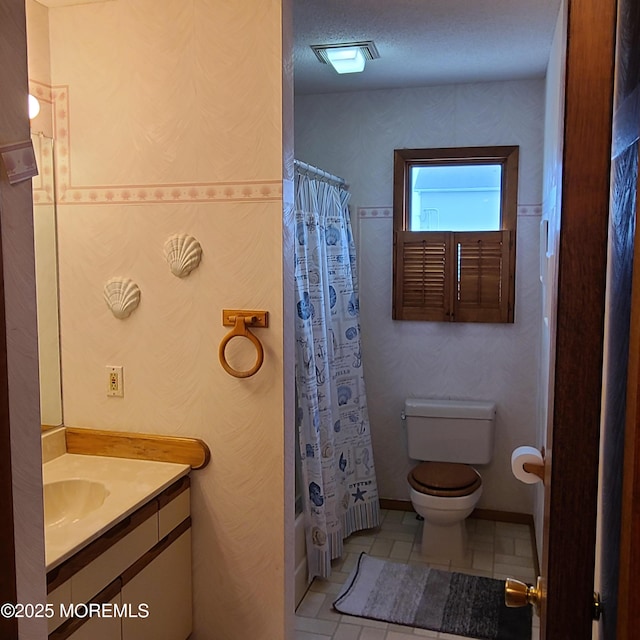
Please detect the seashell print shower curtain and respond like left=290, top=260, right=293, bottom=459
left=294, top=166, right=380, bottom=579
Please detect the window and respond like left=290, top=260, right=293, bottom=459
left=393, top=146, right=518, bottom=323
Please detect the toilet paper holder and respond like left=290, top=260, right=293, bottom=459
left=523, top=457, right=545, bottom=482
left=512, top=447, right=545, bottom=483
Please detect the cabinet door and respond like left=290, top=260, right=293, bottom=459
left=66, top=595, right=121, bottom=640
left=121, top=530, right=192, bottom=640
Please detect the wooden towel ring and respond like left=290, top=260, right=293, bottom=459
left=218, top=315, right=264, bottom=378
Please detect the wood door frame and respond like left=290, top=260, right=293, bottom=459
left=542, top=0, right=617, bottom=637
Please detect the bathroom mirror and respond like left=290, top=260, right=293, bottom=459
left=31, top=132, right=63, bottom=427
left=27, top=0, right=64, bottom=427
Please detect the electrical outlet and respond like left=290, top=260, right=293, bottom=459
left=106, top=365, right=124, bottom=397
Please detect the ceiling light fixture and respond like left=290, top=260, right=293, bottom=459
left=326, top=47, right=365, bottom=74
left=311, top=41, right=380, bottom=75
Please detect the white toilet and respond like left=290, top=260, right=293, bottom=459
left=404, top=398, right=496, bottom=559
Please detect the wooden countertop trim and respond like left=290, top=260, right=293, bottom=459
left=64, top=427, right=210, bottom=469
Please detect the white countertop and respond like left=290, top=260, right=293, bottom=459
left=43, top=453, right=190, bottom=570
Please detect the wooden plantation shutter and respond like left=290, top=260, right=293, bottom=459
left=454, top=230, right=513, bottom=323
left=394, top=231, right=451, bottom=321
left=393, top=229, right=514, bottom=323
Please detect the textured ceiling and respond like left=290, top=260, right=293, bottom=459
left=294, top=0, right=562, bottom=95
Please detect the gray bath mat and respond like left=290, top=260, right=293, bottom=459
left=333, top=553, right=531, bottom=640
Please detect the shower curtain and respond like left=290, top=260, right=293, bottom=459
left=294, top=163, right=380, bottom=580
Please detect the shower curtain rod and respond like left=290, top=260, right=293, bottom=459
left=294, top=159, right=346, bottom=186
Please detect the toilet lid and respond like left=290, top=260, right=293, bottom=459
left=408, top=462, right=482, bottom=497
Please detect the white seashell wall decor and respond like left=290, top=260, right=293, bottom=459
left=103, top=277, right=141, bottom=319
left=164, top=234, right=203, bottom=278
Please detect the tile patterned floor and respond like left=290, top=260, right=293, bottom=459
left=295, top=509, right=540, bottom=640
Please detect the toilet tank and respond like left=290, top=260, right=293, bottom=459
left=404, top=398, right=496, bottom=464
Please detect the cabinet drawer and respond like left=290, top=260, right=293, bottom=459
left=72, top=514, right=158, bottom=604
left=159, top=488, right=190, bottom=539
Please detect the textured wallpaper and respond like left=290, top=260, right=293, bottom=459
left=39, top=1, right=293, bottom=638
left=295, top=78, right=545, bottom=514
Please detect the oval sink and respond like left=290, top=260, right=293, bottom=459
left=44, top=479, right=109, bottom=528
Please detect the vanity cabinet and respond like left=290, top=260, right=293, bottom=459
left=47, top=476, right=191, bottom=640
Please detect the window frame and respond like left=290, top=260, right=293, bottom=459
left=392, top=145, right=519, bottom=323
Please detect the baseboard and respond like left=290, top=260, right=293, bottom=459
left=379, top=499, right=540, bottom=576
left=470, top=508, right=533, bottom=526
left=379, top=498, right=414, bottom=511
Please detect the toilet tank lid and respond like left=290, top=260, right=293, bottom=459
left=404, top=398, right=496, bottom=419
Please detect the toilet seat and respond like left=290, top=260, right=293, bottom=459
left=408, top=462, right=482, bottom=497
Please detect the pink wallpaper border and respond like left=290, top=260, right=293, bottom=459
left=30, top=82, right=282, bottom=206
left=358, top=204, right=543, bottom=219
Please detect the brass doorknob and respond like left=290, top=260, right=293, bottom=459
left=505, top=577, right=543, bottom=615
